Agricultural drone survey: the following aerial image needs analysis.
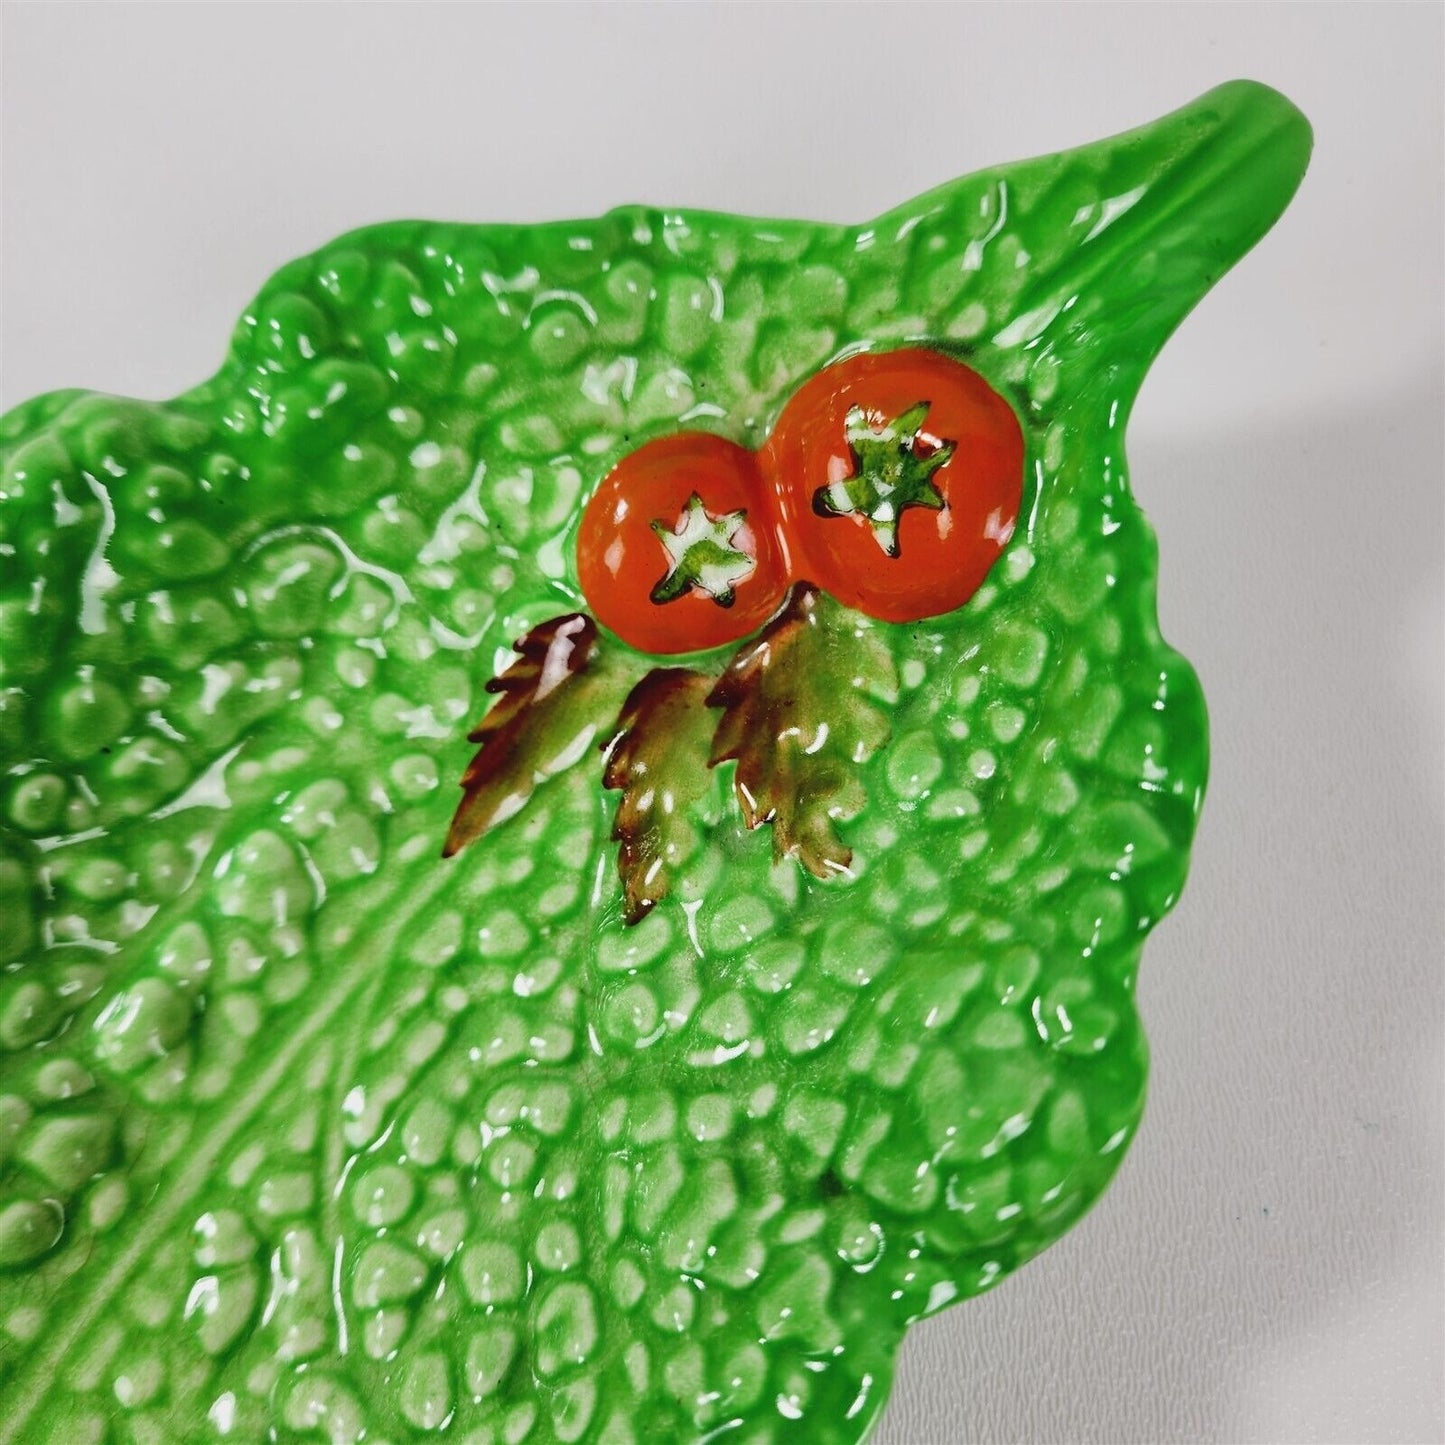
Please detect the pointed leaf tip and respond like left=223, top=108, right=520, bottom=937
left=876, top=79, right=1312, bottom=384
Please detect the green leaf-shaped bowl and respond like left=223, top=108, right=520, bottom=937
left=0, top=80, right=1310, bottom=1444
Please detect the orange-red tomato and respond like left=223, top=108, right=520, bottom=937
left=577, top=433, right=788, bottom=655
left=764, top=348, right=1025, bottom=623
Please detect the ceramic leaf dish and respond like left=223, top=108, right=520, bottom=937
left=0, top=81, right=1309, bottom=1444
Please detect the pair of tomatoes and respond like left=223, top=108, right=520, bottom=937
left=576, top=348, right=1025, bottom=655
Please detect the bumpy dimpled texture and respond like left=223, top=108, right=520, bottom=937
left=0, top=83, right=1308, bottom=1444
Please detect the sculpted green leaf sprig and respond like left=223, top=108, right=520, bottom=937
left=447, top=585, right=898, bottom=920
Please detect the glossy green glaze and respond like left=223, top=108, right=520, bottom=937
left=0, top=82, right=1309, bottom=1443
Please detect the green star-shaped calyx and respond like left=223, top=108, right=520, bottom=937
left=813, top=400, right=957, bottom=557
left=650, top=491, right=756, bottom=607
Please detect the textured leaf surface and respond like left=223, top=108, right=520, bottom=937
left=0, top=82, right=1308, bottom=1444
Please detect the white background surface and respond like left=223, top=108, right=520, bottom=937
left=2, top=4, right=1442, bottom=1441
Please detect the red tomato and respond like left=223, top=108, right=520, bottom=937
left=764, top=348, right=1025, bottom=623
left=577, top=433, right=788, bottom=655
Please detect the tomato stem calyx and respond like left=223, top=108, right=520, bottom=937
left=813, top=400, right=956, bottom=558
left=648, top=491, right=757, bottom=609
